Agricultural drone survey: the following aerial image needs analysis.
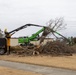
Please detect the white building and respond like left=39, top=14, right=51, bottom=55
left=10, top=37, right=54, bottom=46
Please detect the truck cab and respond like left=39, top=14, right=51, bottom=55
left=0, top=38, right=7, bottom=55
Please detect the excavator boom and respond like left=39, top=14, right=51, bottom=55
left=8, top=24, right=44, bottom=34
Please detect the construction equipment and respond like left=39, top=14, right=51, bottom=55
left=0, top=24, right=44, bottom=55
left=18, top=27, right=45, bottom=46
left=0, top=38, right=7, bottom=54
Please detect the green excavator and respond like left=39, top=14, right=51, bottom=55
left=18, top=27, right=45, bottom=46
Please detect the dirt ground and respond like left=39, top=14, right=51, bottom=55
left=0, top=66, right=42, bottom=75
left=0, top=54, right=76, bottom=70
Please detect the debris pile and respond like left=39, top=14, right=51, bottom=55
left=11, top=41, right=74, bottom=56
left=39, top=41, right=74, bottom=56
left=11, top=45, right=39, bottom=56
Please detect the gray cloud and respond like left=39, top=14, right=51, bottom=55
left=0, top=0, right=76, bottom=37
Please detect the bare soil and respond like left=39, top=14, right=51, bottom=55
left=0, top=54, right=76, bottom=70
left=0, top=66, right=42, bottom=75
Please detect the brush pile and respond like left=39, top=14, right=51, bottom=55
left=11, top=41, right=74, bottom=56
left=38, top=41, right=74, bottom=56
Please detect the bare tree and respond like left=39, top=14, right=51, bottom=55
left=47, top=17, right=66, bottom=31
left=40, top=17, right=67, bottom=44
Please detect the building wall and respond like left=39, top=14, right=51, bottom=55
left=10, top=38, right=54, bottom=46
left=10, top=38, right=18, bottom=46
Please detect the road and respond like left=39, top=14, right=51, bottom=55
left=0, top=60, right=76, bottom=75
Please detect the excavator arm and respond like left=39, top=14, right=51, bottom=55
left=6, top=24, right=44, bottom=35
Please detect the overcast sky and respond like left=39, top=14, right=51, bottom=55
left=0, top=0, right=76, bottom=37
